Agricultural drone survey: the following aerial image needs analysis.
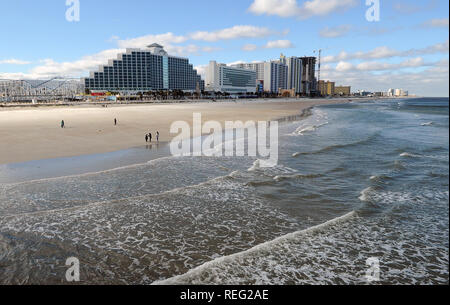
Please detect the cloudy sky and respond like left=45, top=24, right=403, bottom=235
left=0, top=0, right=448, bottom=96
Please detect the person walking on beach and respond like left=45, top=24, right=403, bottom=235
left=114, top=118, right=117, bottom=126
left=145, top=134, right=148, bottom=142
left=61, top=120, right=65, bottom=128
left=149, top=133, right=152, bottom=143
left=156, top=131, right=160, bottom=142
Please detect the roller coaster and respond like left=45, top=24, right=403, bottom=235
left=0, top=77, right=84, bottom=102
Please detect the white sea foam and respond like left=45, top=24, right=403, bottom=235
left=153, top=211, right=356, bottom=285
left=400, top=152, right=421, bottom=158
left=358, top=187, right=373, bottom=202
left=421, top=122, right=434, bottom=126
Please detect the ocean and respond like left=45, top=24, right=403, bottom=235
left=0, top=98, right=448, bottom=285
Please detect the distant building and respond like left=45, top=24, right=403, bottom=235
left=335, top=86, right=351, bottom=96
left=230, top=54, right=316, bottom=96
left=231, top=62, right=265, bottom=82
left=279, top=89, right=296, bottom=98
left=300, top=57, right=317, bottom=95
left=83, top=44, right=204, bottom=93
left=206, top=61, right=257, bottom=93
left=391, top=88, right=409, bottom=97
left=318, top=80, right=335, bottom=96
left=264, top=61, right=288, bottom=93
left=284, top=55, right=303, bottom=94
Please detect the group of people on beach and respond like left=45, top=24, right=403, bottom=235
left=60, top=118, right=159, bottom=143
left=61, top=119, right=118, bottom=128
left=146, top=131, right=159, bottom=143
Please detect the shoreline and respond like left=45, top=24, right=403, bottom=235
left=0, top=96, right=392, bottom=110
left=0, top=98, right=369, bottom=165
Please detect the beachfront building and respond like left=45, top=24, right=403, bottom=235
left=318, top=80, right=335, bottom=96
left=300, top=57, right=317, bottom=95
left=394, top=88, right=409, bottom=97
left=335, top=86, right=351, bottom=96
left=264, top=61, right=288, bottom=94
left=231, top=62, right=265, bottom=82
left=228, top=54, right=316, bottom=96
left=284, top=56, right=303, bottom=94
left=327, top=81, right=335, bottom=96
left=205, top=61, right=257, bottom=93
left=83, top=44, right=204, bottom=94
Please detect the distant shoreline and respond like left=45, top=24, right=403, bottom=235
left=0, top=96, right=397, bottom=110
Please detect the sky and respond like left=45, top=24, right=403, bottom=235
left=0, top=0, right=448, bottom=96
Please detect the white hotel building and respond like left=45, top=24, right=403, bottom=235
left=205, top=61, right=257, bottom=93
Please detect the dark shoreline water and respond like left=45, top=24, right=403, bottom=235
left=0, top=98, right=448, bottom=285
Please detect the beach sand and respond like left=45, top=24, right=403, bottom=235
left=0, top=98, right=354, bottom=165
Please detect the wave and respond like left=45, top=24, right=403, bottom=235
left=293, top=133, right=379, bottom=157
left=0, top=168, right=241, bottom=220
left=3, top=155, right=174, bottom=187
left=273, top=173, right=322, bottom=182
left=247, top=159, right=290, bottom=172
left=421, top=122, right=434, bottom=126
left=358, top=187, right=374, bottom=202
left=369, top=174, right=393, bottom=184
left=400, top=152, right=421, bottom=158
left=153, top=211, right=357, bottom=285
left=393, top=160, right=406, bottom=170
left=292, top=122, right=329, bottom=136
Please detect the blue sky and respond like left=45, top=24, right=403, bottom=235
left=0, top=0, right=448, bottom=96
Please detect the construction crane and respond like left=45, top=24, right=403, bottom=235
left=314, top=49, right=322, bottom=85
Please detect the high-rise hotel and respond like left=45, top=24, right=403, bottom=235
left=83, top=44, right=204, bottom=93
left=206, top=61, right=257, bottom=93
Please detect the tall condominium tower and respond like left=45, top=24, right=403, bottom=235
left=206, top=61, right=257, bottom=93
left=284, top=56, right=303, bottom=94
left=300, top=57, right=317, bottom=95
left=83, top=44, right=204, bottom=93
left=264, top=61, right=288, bottom=93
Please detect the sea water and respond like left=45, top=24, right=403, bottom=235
left=0, top=98, right=448, bottom=284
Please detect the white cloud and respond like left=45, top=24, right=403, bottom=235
left=323, top=40, right=449, bottom=63
left=321, top=60, right=449, bottom=97
left=194, top=65, right=208, bottom=79
left=329, top=57, right=435, bottom=74
left=189, top=25, right=280, bottom=42
left=28, top=49, right=124, bottom=79
left=0, top=59, right=32, bottom=65
left=242, top=40, right=294, bottom=51
left=265, top=39, right=294, bottom=49
left=319, top=25, right=352, bottom=38
left=392, top=0, right=437, bottom=15
left=421, top=18, right=449, bottom=28
left=4, top=25, right=278, bottom=80
left=335, top=61, right=354, bottom=72
left=248, top=0, right=358, bottom=19
left=355, top=57, right=429, bottom=71
left=117, top=32, right=188, bottom=49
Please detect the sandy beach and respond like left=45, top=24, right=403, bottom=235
left=0, top=98, right=354, bottom=165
